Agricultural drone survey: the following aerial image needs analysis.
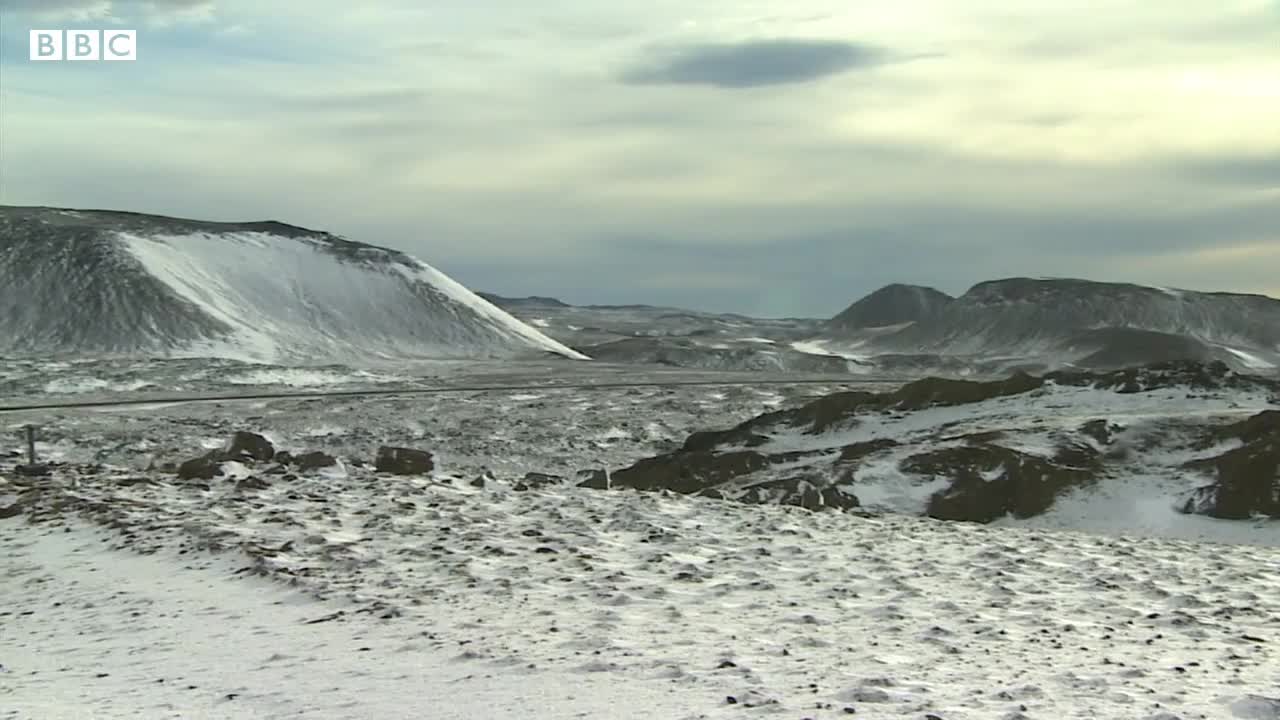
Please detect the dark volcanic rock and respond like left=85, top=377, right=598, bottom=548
left=838, top=438, right=899, bottom=463
left=374, top=446, right=434, bottom=475
left=1180, top=410, right=1280, bottom=519
left=737, top=475, right=861, bottom=511
left=888, top=372, right=1044, bottom=411
left=904, top=445, right=1099, bottom=523
left=177, top=453, right=225, bottom=481
left=14, top=463, right=52, bottom=477
left=1079, top=419, right=1119, bottom=446
left=226, top=431, right=274, bottom=462
left=294, top=451, right=337, bottom=471
left=611, top=451, right=774, bottom=495
left=575, top=468, right=609, bottom=489
left=515, top=472, right=564, bottom=491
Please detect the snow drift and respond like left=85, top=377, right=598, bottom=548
left=0, top=206, right=586, bottom=363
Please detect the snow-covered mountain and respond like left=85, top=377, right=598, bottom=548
left=0, top=206, right=587, bottom=363
left=825, top=277, right=1280, bottom=373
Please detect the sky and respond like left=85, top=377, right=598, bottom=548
left=0, top=0, right=1278, bottom=317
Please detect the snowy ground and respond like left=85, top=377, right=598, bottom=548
left=3, top=472, right=1278, bottom=719
left=1, top=521, right=701, bottom=720
left=3, top=362, right=1279, bottom=719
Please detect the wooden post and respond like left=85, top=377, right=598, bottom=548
left=25, top=425, right=36, bottom=465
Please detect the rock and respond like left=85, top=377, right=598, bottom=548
left=1079, top=419, right=1119, bottom=446
left=294, top=451, right=337, bottom=471
left=235, top=477, right=271, bottom=491
left=177, top=453, right=225, bottom=480
left=514, top=472, right=563, bottom=491
left=274, top=451, right=295, bottom=466
left=838, top=439, right=899, bottom=463
left=225, top=431, right=274, bottom=462
left=0, top=503, right=24, bottom=520
left=575, top=468, right=609, bottom=489
left=374, top=446, right=434, bottom=475
left=611, top=451, right=773, bottom=494
left=888, top=372, right=1044, bottom=412
left=737, top=475, right=861, bottom=511
left=1180, top=411, right=1280, bottom=519
left=14, top=464, right=51, bottom=477
left=902, top=444, right=1098, bottom=523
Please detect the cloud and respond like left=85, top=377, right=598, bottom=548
left=2, top=0, right=1279, bottom=315
left=621, top=38, right=894, bottom=88
left=1172, top=153, right=1280, bottom=189
left=0, top=0, right=213, bottom=23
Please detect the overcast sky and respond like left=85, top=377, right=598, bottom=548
left=1, top=0, right=1277, bottom=316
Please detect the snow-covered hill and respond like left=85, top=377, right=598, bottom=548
left=0, top=206, right=586, bottom=363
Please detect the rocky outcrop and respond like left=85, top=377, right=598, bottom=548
left=735, top=475, right=862, bottom=511
left=596, top=362, right=1278, bottom=524
left=902, top=444, right=1099, bottom=523
left=1179, top=410, right=1280, bottom=519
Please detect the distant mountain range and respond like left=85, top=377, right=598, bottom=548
left=482, top=278, right=1280, bottom=374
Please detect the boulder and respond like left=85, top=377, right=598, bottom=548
left=374, top=446, right=434, bottom=475
left=225, top=431, right=274, bottom=462
left=294, top=451, right=337, bottom=471
left=177, top=453, right=225, bottom=480
left=14, top=463, right=51, bottom=477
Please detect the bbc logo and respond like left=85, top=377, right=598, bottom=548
left=30, top=30, right=137, bottom=61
